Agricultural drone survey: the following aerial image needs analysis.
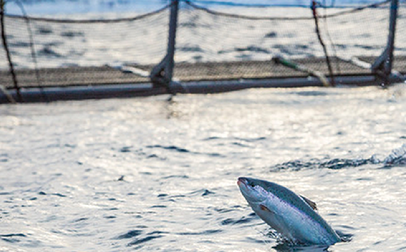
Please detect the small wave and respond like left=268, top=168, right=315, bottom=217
left=178, top=46, right=204, bottom=53
left=272, top=158, right=372, bottom=171
left=177, top=229, right=222, bottom=236
left=73, top=217, right=88, bottom=223
left=38, top=46, right=62, bottom=58
left=0, top=233, right=27, bottom=244
left=204, top=136, right=266, bottom=142
left=336, top=230, right=353, bottom=243
left=115, top=229, right=166, bottom=246
left=221, top=213, right=257, bottom=226
left=161, top=175, right=189, bottom=180
left=235, top=46, right=270, bottom=54
left=0, top=233, right=26, bottom=238
left=52, top=193, right=67, bottom=197
left=115, top=230, right=142, bottom=239
left=119, top=146, right=132, bottom=153
left=146, top=145, right=190, bottom=153
left=146, top=144, right=224, bottom=157
left=37, top=26, right=53, bottom=35
left=151, top=205, right=167, bottom=208
left=202, top=189, right=215, bottom=196
left=60, top=31, right=84, bottom=38
left=272, top=242, right=330, bottom=252
left=272, top=144, right=406, bottom=171
left=382, top=144, right=406, bottom=166
left=292, top=90, right=330, bottom=96
left=187, top=189, right=215, bottom=197
left=127, top=235, right=163, bottom=247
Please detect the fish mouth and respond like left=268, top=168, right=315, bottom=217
left=237, top=177, right=248, bottom=187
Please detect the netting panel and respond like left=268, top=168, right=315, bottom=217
left=175, top=2, right=394, bottom=64
left=394, top=2, right=406, bottom=70
left=175, top=6, right=318, bottom=63
left=1, top=0, right=405, bottom=89
left=0, top=9, right=170, bottom=70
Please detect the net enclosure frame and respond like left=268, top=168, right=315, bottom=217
left=0, top=0, right=405, bottom=103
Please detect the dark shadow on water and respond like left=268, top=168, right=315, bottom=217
left=146, top=145, right=190, bottom=153
left=272, top=144, right=406, bottom=171
left=145, top=144, right=225, bottom=158
left=268, top=229, right=352, bottom=252
left=115, top=230, right=142, bottom=239
left=273, top=243, right=330, bottom=252
left=271, top=157, right=374, bottom=172
left=290, top=90, right=332, bottom=97
left=127, top=235, right=163, bottom=247
left=0, top=233, right=27, bottom=244
left=221, top=212, right=257, bottom=226
left=177, top=229, right=222, bottom=236
left=336, top=230, right=353, bottom=243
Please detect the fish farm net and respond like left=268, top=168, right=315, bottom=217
left=0, top=0, right=405, bottom=90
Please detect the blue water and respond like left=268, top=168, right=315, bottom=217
left=4, top=0, right=389, bottom=15
left=1, top=85, right=406, bottom=251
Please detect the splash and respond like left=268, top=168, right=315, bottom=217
left=382, top=144, right=406, bottom=165
left=272, top=144, right=406, bottom=171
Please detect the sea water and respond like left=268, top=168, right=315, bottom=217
left=1, top=85, right=406, bottom=251
left=4, top=0, right=390, bottom=15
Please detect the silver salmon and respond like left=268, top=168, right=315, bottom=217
left=238, top=177, right=341, bottom=245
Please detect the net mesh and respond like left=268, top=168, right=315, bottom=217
left=177, top=2, right=400, bottom=61
left=0, top=0, right=405, bottom=90
left=1, top=8, right=169, bottom=69
left=394, top=2, right=406, bottom=70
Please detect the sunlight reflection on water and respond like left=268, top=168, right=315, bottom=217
left=0, top=85, right=406, bottom=251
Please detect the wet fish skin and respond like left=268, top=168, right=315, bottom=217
left=237, top=177, right=341, bottom=245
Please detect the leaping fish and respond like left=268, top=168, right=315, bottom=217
left=237, top=177, right=341, bottom=245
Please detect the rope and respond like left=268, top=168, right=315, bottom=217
left=13, top=0, right=48, bottom=101
left=1, top=0, right=22, bottom=102
left=184, top=0, right=391, bottom=21
left=4, top=3, right=171, bottom=23
left=187, top=0, right=388, bottom=8
left=184, top=1, right=311, bottom=8
left=272, top=56, right=330, bottom=87
left=312, top=0, right=335, bottom=86
left=318, top=0, right=391, bottom=18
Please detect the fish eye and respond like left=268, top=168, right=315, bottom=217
left=250, top=183, right=255, bottom=187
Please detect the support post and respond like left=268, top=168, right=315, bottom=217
left=150, top=0, right=179, bottom=93
left=371, top=0, right=399, bottom=85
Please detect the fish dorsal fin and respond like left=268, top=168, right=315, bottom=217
left=300, top=195, right=318, bottom=210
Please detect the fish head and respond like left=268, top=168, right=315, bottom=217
left=237, top=177, right=270, bottom=203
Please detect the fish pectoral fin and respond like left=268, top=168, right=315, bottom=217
left=300, top=195, right=318, bottom=210
left=259, top=204, right=272, bottom=212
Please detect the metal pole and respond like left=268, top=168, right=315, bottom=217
left=384, top=0, right=398, bottom=77
left=150, top=0, right=179, bottom=92
left=371, top=0, right=399, bottom=85
left=166, top=0, right=178, bottom=83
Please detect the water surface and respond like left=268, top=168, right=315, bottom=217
left=1, top=85, right=406, bottom=251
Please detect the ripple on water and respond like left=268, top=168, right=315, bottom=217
left=0, top=233, right=27, bottom=244
left=115, top=230, right=142, bottom=239
left=2, top=87, right=406, bottom=251
left=177, top=229, right=222, bottom=236
left=146, top=145, right=190, bottom=153
left=271, top=157, right=374, bottom=171
left=221, top=213, right=257, bottom=226
left=127, top=235, right=163, bottom=247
